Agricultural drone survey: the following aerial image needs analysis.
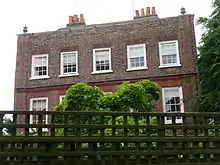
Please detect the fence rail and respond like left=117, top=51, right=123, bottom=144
left=0, top=111, right=220, bottom=165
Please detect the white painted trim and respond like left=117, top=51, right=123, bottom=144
left=58, top=73, right=79, bottom=77
left=127, top=44, right=147, bottom=70
left=59, top=95, right=66, bottom=103
left=126, top=66, right=148, bottom=71
left=158, top=64, right=181, bottom=69
left=91, top=70, right=113, bottom=74
left=59, top=51, right=79, bottom=77
left=92, top=48, right=112, bottom=74
left=158, top=40, right=181, bottom=68
left=29, top=97, right=48, bottom=132
left=31, top=54, right=49, bottom=79
left=104, top=92, right=113, bottom=94
left=162, top=86, right=184, bottom=124
left=29, top=76, right=50, bottom=80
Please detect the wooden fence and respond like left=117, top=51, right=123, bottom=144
left=0, top=111, right=220, bottom=165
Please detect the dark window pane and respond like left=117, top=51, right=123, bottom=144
left=175, top=97, right=180, bottom=103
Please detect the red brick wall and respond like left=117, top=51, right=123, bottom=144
left=14, top=75, right=197, bottom=115
left=14, top=14, right=197, bottom=114
left=14, top=14, right=196, bottom=89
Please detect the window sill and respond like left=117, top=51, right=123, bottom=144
left=91, top=70, right=113, bottom=74
left=159, top=64, right=181, bottom=68
left=59, top=73, right=79, bottom=77
left=29, top=76, right=50, bottom=80
left=126, top=67, right=148, bottom=72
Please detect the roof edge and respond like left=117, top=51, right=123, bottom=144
left=17, top=14, right=194, bottom=36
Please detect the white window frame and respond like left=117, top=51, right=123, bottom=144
left=59, top=95, right=66, bottom=103
left=126, top=44, right=148, bottom=71
left=162, top=87, right=184, bottom=124
left=29, top=97, right=48, bottom=132
left=158, top=40, right=181, bottom=68
left=92, top=48, right=113, bottom=74
left=30, top=54, right=49, bottom=80
left=59, top=51, right=79, bottom=77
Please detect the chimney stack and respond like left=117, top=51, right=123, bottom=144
left=134, top=6, right=158, bottom=20
left=67, top=13, right=86, bottom=26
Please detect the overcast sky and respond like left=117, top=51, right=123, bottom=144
left=0, top=0, right=213, bottom=110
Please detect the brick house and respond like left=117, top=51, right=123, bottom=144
left=14, top=7, right=197, bottom=124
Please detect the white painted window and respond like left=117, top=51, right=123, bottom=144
left=158, top=40, right=181, bottom=68
left=127, top=44, right=147, bottom=71
left=59, top=95, right=66, bottom=103
left=92, top=48, right=112, bottom=74
left=30, top=97, right=48, bottom=124
left=162, top=87, right=184, bottom=124
left=31, top=54, right=49, bottom=79
left=60, top=51, right=78, bottom=77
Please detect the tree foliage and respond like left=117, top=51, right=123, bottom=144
left=196, top=0, right=220, bottom=112
left=55, top=80, right=160, bottom=112
left=3, top=117, right=13, bottom=136
left=111, top=80, right=160, bottom=112
left=55, top=83, right=104, bottom=111
left=54, top=80, right=160, bottom=136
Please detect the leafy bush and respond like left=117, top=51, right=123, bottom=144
left=114, top=80, right=160, bottom=112
left=55, top=83, right=104, bottom=112
left=55, top=80, right=160, bottom=112
left=54, top=80, right=161, bottom=136
left=196, top=0, right=220, bottom=112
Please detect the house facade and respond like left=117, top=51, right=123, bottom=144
left=14, top=7, right=197, bottom=124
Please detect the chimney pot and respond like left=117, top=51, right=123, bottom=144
left=74, top=14, right=79, bottom=22
left=79, top=14, right=85, bottom=22
left=151, top=7, right=156, bottom=15
left=141, top=8, right=145, bottom=16
left=135, top=10, right=140, bottom=17
left=146, top=7, right=151, bottom=15
left=73, top=15, right=77, bottom=23
left=69, top=16, right=73, bottom=24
